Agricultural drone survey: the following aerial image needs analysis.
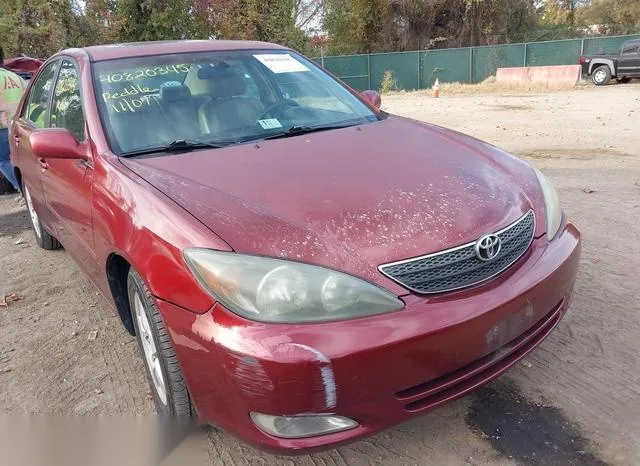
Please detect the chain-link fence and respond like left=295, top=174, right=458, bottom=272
left=316, top=34, right=640, bottom=91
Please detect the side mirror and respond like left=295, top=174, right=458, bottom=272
left=30, top=128, right=88, bottom=161
left=361, top=90, right=382, bottom=111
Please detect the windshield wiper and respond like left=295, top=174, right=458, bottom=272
left=236, top=124, right=357, bottom=144
left=263, top=124, right=357, bottom=141
left=120, top=139, right=231, bottom=158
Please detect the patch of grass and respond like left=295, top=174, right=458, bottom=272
left=380, top=70, right=399, bottom=93
left=439, top=77, right=582, bottom=95
left=382, top=76, right=585, bottom=97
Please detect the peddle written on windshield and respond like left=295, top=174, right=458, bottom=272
left=102, top=83, right=158, bottom=113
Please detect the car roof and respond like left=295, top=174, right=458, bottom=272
left=70, top=40, right=288, bottom=62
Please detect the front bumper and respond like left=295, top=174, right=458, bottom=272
left=159, top=222, right=581, bottom=453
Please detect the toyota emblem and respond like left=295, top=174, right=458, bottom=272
left=475, top=234, right=502, bottom=261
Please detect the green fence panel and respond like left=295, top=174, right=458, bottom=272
left=321, top=55, right=369, bottom=91
left=472, top=44, right=526, bottom=83
left=583, top=34, right=640, bottom=55
left=526, top=39, right=582, bottom=66
left=422, top=48, right=472, bottom=86
left=317, top=34, right=640, bottom=91
left=369, top=52, right=420, bottom=91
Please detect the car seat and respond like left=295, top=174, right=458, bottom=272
left=158, top=82, right=200, bottom=140
left=196, top=65, right=262, bottom=141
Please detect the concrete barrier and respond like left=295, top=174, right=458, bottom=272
left=496, top=65, right=582, bottom=87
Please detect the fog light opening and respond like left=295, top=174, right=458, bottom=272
left=250, top=412, right=358, bottom=439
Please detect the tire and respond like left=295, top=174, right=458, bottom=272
left=592, top=65, right=611, bottom=86
left=0, top=174, right=16, bottom=195
left=23, top=183, right=61, bottom=250
left=127, top=269, right=194, bottom=417
left=616, top=77, right=631, bottom=84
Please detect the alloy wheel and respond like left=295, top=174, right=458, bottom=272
left=133, top=292, right=168, bottom=406
left=24, top=185, right=42, bottom=239
left=594, top=69, right=606, bottom=84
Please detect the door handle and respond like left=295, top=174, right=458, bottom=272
left=39, top=158, right=49, bottom=170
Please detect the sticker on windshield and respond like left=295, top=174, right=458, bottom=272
left=258, top=118, right=283, bottom=130
left=253, top=54, right=310, bottom=74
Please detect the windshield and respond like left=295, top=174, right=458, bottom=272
left=93, top=50, right=378, bottom=155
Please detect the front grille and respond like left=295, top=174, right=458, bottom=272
left=379, top=210, right=535, bottom=294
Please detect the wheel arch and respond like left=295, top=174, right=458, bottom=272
left=14, top=166, right=22, bottom=189
left=589, top=59, right=615, bottom=76
left=106, top=253, right=135, bottom=335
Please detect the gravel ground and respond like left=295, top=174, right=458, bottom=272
left=1, top=83, right=639, bottom=465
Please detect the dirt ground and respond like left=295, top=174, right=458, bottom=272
left=1, top=83, right=639, bottom=465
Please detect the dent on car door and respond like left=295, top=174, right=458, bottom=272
left=43, top=59, right=99, bottom=274
left=13, top=60, right=59, bottom=218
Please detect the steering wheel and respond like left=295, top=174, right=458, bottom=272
left=258, top=99, right=300, bottom=121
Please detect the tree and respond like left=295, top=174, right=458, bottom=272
left=191, top=0, right=236, bottom=39
left=217, top=0, right=312, bottom=53
left=323, top=0, right=392, bottom=54
left=542, top=0, right=575, bottom=25
left=457, top=0, right=491, bottom=46
left=0, top=0, right=84, bottom=57
left=576, top=0, right=640, bottom=35
left=323, top=0, right=540, bottom=53
left=84, top=0, right=124, bottom=44
left=484, top=0, right=538, bottom=43
left=387, top=0, right=463, bottom=50
left=294, top=0, right=324, bottom=31
left=0, top=0, right=636, bottom=61
left=113, top=0, right=200, bottom=42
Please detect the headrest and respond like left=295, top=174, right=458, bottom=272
left=160, top=82, right=191, bottom=102
left=197, top=63, right=247, bottom=98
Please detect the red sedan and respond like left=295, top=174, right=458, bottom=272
left=9, top=41, right=581, bottom=453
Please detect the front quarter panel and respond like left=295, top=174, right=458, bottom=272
left=91, top=154, right=232, bottom=313
left=76, top=49, right=231, bottom=314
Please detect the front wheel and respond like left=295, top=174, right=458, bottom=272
left=592, top=66, right=611, bottom=86
left=127, top=269, right=194, bottom=417
left=23, top=183, right=61, bottom=250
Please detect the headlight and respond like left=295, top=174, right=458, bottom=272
left=184, top=249, right=404, bottom=323
left=533, top=167, right=562, bottom=240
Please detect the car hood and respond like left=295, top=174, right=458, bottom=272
left=120, top=116, right=543, bottom=294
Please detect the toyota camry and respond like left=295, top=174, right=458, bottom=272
left=9, top=40, right=581, bottom=453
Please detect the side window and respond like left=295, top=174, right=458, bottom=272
left=22, top=61, right=58, bottom=128
left=51, top=60, right=85, bottom=141
left=622, top=44, right=639, bottom=56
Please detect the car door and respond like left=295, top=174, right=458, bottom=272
left=11, top=60, right=59, bottom=217
left=40, top=58, right=98, bottom=272
left=617, top=42, right=640, bottom=76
